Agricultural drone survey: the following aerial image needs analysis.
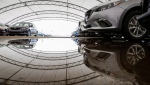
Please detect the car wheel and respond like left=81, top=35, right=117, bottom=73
left=122, top=10, right=148, bottom=40
left=34, top=31, right=38, bottom=36
left=34, top=34, right=37, bottom=36
left=120, top=42, right=147, bottom=73
left=27, top=30, right=31, bottom=36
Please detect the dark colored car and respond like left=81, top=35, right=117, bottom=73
left=0, top=23, right=8, bottom=36
left=7, top=22, right=38, bottom=36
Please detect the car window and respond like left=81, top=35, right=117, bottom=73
left=13, top=22, right=30, bottom=27
left=24, top=23, right=29, bottom=26
left=13, top=23, right=20, bottom=26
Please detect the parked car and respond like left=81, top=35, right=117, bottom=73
left=0, top=23, right=8, bottom=36
left=81, top=0, right=146, bottom=40
left=7, top=22, right=38, bottom=36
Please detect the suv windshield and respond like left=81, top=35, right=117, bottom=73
left=13, top=22, right=30, bottom=27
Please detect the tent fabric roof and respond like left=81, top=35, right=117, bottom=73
left=0, top=0, right=108, bottom=24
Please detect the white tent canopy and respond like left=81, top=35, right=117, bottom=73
left=0, top=0, right=109, bottom=24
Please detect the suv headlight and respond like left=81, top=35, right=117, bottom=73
left=95, top=1, right=123, bottom=12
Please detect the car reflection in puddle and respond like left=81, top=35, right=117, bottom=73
left=0, top=38, right=150, bottom=85
left=8, top=39, right=38, bottom=49
left=0, top=38, right=38, bottom=49
left=77, top=38, right=150, bottom=85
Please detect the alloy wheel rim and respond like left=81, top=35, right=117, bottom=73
left=126, top=44, right=145, bottom=66
left=128, top=15, right=147, bottom=38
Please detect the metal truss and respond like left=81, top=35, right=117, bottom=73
left=0, top=72, right=101, bottom=85
left=31, top=17, right=81, bottom=23
left=0, top=54, right=83, bottom=70
left=11, top=16, right=80, bottom=24
left=6, top=10, right=84, bottom=25
left=0, top=0, right=88, bottom=15
left=7, top=45, right=82, bottom=61
left=22, top=17, right=80, bottom=23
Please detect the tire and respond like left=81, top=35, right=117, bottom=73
left=78, top=47, right=81, bottom=53
left=27, top=30, right=31, bottom=36
left=122, top=10, right=148, bottom=40
left=2, top=29, right=7, bottom=36
left=2, top=32, right=6, bottom=36
left=120, top=42, right=147, bottom=73
left=34, top=31, right=38, bottom=36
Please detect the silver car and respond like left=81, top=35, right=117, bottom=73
left=81, top=0, right=146, bottom=40
left=8, top=22, right=38, bottom=36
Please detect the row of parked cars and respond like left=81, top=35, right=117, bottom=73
left=0, top=22, right=38, bottom=36
left=75, top=0, right=150, bottom=40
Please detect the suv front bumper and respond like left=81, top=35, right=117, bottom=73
left=83, top=6, right=125, bottom=33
